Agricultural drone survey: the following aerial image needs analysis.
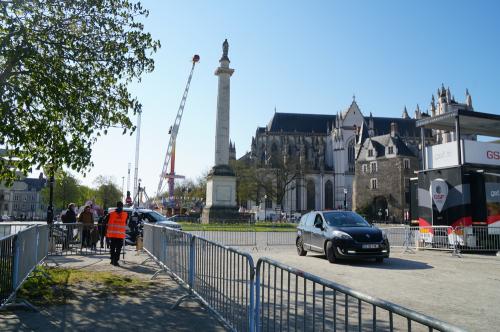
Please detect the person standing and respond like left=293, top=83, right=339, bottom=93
left=78, top=205, right=94, bottom=248
left=106, top=201, right=128, bottom=266
left=61, top=203, right=77, bottom=250
left=63, top=203, right=77, bottom=223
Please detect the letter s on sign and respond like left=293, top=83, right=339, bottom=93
left=486, top=151, right=500, bottom=160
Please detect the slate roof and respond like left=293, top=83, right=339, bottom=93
left=371, top=117, right=420, bottom=137
left=266, top=113, right=336, bottom=134
left=365, top=134, right=417, bottom=158
left=23, top=178, right=46, bottom=191
left=261, top=112, right=425, bottom=137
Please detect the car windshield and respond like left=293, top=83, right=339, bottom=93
left=147, top=211, right=168, bottom=222
left=323, top=212, right=371, bottom=227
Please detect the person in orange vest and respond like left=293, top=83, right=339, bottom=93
left=106, top=201, right=128, bottom=266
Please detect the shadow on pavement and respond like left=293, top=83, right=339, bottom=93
left=0, top=251, right=228, bottom=332
left=307, top=254, right=433, bottom=270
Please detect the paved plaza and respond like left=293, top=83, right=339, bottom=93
left=0, top=249, right=227, bottom=332
left=248, top=244, right=500, bottom=332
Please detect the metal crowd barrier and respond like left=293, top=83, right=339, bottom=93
left=189, top=230, right=257, bottom=247
left=143, top=223, right=256, bottom=331
left=381, top=225, right=500, bottom=253
left=193, top=237, right=255, bottom=332
left=265, top=231, right=296, bottom=246
left=48, top=223, right=110, bottom=256
left=454, top=225, right=500, bottom=252
left=143, top=223, right=193, bottom=284
left=255, top=257, right=465, bottom=332
left=0, top=234, right=15, bottom=307
left=0, top=222, right=45, bottom=239
left=144, top=224, right=467, bottom=332
left=381, top=226, right=460, bottom=253
left=0, top=225, right=49, bottom=309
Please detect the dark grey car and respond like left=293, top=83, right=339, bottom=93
left=296, top=211, right=390, bottom=263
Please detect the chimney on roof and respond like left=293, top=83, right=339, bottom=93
left=390, top=122, right=398, bottom=138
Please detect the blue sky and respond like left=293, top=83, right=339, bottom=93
left=78, top=0, right=500, bottom=196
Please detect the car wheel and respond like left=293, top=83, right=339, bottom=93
left=296, top=237, right=307, bottom=256
left=326, top=241, right=337, bottom=263
left=375, top=257, right=384, bottom=263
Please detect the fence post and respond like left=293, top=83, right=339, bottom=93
left=253, top=261, right=261, bottom=332
left=11, top=235, right=20, bottom=290
left=188, top=235, right=195, bottom=289
left=249, top=262, right=256, bottom=332
left=34, top=226, right=39, bottom=265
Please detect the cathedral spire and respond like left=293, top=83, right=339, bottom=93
left=430, top=95, right=436, bottom=117
left=402, top=106, right=409, bottom=119
left=414, top=104, right=421, bottom=119
left=368, top=112, right=374, bottom=137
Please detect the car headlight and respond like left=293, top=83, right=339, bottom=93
left=332, top=230, right=352, bottom=240
left=382, top=230, right=388, bottom=240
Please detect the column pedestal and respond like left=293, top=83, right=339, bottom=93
left=201, top=165, right=240, bottom=223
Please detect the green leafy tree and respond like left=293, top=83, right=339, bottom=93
left=230, top=159, right=263, bottom=206
left=0, top=0, right=160, bottom=183
left=93, top=176, right=121, bottom=210
left=77, top=184, right=96, bottom=207
left=192, top=172, right=207, bottom=203
left=41, top=170, right=80, bottom=211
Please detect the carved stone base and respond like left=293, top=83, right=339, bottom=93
left=201, top=206, right=241, bottom=224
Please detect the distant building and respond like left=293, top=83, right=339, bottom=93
left=0, top=173, right=46, bottom=220
left=243, top=98, right=424, bottom=215
left=353, top=122, right=419, bottom=222
left=353, top=85, right=475, bottom=222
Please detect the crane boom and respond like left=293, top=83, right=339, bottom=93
left=157, top=55, right=200, bottom=197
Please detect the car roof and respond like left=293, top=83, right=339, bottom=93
left=308, top=210, right=356, bottom=214
left=107, top=207, right=158, bottom=213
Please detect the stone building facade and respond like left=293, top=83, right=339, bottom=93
left=352, top=85, right=474, bottom=222
left=244, top=99, right=423, bottom=215
left=0, top=173, right=46, bottom=220
left=352, top=123, right=419, bottom=222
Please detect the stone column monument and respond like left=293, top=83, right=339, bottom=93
left=202, top=39, right=239, bottom=223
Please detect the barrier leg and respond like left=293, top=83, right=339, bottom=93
left=151, top=265, right=169, bottom=280
left=0, top=295, right=39, bottom=312
left=403, top=226, right=415, bottom=254
left=451, top=229, right=462, bottom=258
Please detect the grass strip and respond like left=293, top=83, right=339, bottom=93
left=18, top=266, right=149, bottom=306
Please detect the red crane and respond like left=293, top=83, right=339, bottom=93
left=157, top=55, right=200, bottom=208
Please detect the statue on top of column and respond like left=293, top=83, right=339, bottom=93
left=221, top=39, right=229, bottom=61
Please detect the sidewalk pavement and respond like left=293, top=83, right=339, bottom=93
left=0, top=248, right=228, bottom=332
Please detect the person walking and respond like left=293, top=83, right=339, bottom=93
left=106, top=201, right=128, bottom=266
left=78, top=205, right=94, bottom=248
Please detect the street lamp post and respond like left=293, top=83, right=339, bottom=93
left=46, top=172, right=55, bottom=224
left=264, top=194, right=267, bottom=221
left=343, top=188, right=348, bottom=210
